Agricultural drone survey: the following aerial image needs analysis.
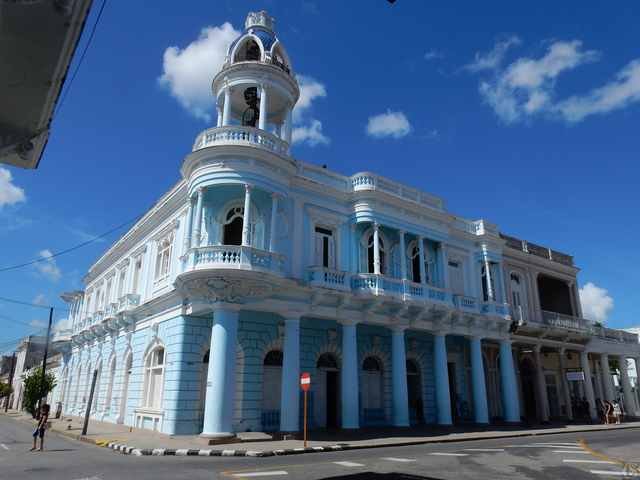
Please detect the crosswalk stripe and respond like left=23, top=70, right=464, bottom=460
left=563, top=459, right=616, bottom=464
left=381, top=457, right=416, bottom=462
left=589, top=470, right=638, bottom=477
left=333, top=461, right=365, bottom=467
left=533, top=442, right=579, bottom=446
left=429, top=452, right=469, bottom=457
left=553, top=450, right=590, bottom=454
left=463, top=448, right=505, bottom=452
left=231, top=472, right=288, bottom=478
left=0, top=444, right=8, bottom=451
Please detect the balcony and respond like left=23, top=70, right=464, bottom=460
left=540, top=310, right=593, bottom=332
left=190, top=245, right=285, bottom=276
left=117, top=293, right=140, bottom=314
left=592, top=325, right=639, bottom=344
left=350, top=172, right=444, bottom=211
left=305, top=268, right=508, bottom=319
left=192, top=126, right=289, bottom=156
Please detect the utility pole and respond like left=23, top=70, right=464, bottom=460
left=4, top=351, right=16, bottom=412
left=37, top=307, right=54, bottom=412
left=82, top=369, right=98, bottom=436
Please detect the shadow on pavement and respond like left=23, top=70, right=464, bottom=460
left=317, top=474, right=442, bottom=480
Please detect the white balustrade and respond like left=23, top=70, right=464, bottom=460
left=191, top=245, right=285, bottom=275
left=192, top=126, right=289, bottom=156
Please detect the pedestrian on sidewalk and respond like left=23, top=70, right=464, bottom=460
left=30, top=403, right=50, bottom=452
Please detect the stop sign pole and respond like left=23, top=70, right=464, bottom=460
left=300, top=372, right=311, bottom=448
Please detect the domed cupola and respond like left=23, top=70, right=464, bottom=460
left=196, top=10, right=299, bottom=159
left=225, top=10, right=292, bottom=75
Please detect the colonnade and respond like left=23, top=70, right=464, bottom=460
left=183, top=184, right=280, bottom=253
left=215, top=83, right=293, bottom=145
left=199, top=306, right=522, bottom=438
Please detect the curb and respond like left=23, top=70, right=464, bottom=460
left=101, top=423, right=640, bottom=458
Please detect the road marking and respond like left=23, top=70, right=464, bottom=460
left=533, top=442, right=580, bottom=446
left=428, top=452, right=469, bottom=457
left=381, top=457, right=416, bottom=462
left=463, top=448, right=505, bottom=452
left=589, top=470, right=639, bottom=477
left=231, top=472, right=288, bottom=478
left=554, top=450, right=590, bottom=454
left=333, top=461, right=365, bottom=467
left=563, top=459, right=616, bottom=464
left=0, top=444, right=8, bottom=450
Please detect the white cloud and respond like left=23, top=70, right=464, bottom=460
left=366, top=110, right=412, bottom=139
left=424, top=49, right=444, bottom=61
left=292, top=75, right=329, bottom=146
left=29, top=319, right=47, bottom=328
left=0, top=167, right=26, bottom=208
left=292, top=119, right=329, bottom=146
left=465, top=36, right=521, bottom=72
left=32, top=294, right=47, bottom=306
left=34, top=249, right=62, bottom=282
left=579, top=282, right=614, bottom=323
left=556, top=59, right=640, bottom=122
left=158, top=22, right=240, bottom=122
left=468, top=38, right=640, bottom=124
left=477, top=40, right=599, bottom=124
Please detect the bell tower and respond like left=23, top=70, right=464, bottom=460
left=209, top=10, right=299, bottom=149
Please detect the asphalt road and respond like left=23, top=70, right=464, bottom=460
left=1, top=414, right=639, bottom=479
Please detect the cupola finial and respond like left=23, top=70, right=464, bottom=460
left=245, top=10, right=275, bottom=32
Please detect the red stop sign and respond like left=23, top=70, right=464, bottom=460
left=300, top=372, right=311, bottom=391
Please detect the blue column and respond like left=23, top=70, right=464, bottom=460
left=280, top=317, right=300, bottom=432
left=201, top=306, right=239, bottom=438
left=434, top=333, right=452, bottom=425
left=499, top=340, right=521, bottom=423
left=391, top=327, right=410, bottom=426
left=470, top=337, right=489, bottom=424
left=341, top=321, right=359, bottom=429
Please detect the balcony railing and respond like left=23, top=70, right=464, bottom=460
left=308, top=266, right=351, bottom=291
left=540, top=310, right=592, bottom=331
left=350, top=172, right=444, bottom=210
left=117, top=293, right=140, bottom=313
left=192, top=126, right=289, bottom=156
left=191, top=245, right=285, bottom=276
left=591, top=325, right=639, bottom=344
left=500, top=233, right=574, bottom=267
left=453, top=295, right=479, bottom=313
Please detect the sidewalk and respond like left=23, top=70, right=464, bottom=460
left=3, top=409, right=639, bottom=458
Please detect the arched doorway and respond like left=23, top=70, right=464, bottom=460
left=117, top=353, right=132, bottom=424
left=406, top=359, right=424, bottom=425
left=315, top=353, right=340, bottom=428
left=262, top=350, right=283, bottom=431
left=361, top=357, right=384, bottom=425
left=223, top=206, right=244, bottom=246
left=520, top=358, right=537, bottom=422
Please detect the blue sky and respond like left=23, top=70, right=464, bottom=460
left=1, top=0, right=639, bottom=349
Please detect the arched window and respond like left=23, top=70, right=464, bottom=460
left=271, top=44, right=290, bottom=73
left=362, top=356, right=383, bottom=412
left=481, top=265, right=496, bottom=302
left=235, top=38, right=261, bottom=62
left=362, top=232, right=386, bottom=274
left=117, top=352, right=132, bottom=424
left=317, top=353, right=339, bottom=369
left=143, top=346, right=165, bottom=410
left=262, top=350, right=283, bottom=430
left=105, top=357, right=116, bottom=413
left=223, top=206, right=244, bottom=246
left=407, top=241, right=421, bottom=283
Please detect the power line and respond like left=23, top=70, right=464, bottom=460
left=0, top=214, right=140, bottom=274
left=55, top=0, right=108, bottom=114
left=0, top=296, right=64, bottom=311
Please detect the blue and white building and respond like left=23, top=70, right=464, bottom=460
left=52, top=11, right=640, bottom=439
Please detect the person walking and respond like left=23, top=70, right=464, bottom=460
left=30, top=403, right=50, bottom=452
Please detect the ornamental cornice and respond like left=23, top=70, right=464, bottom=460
left=177, top=274, right=275, bottom=305
left=151, top=218, right=180, bottom=242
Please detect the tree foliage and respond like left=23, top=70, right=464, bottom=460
left=22, top=368, right=56, bottom=415
left=0, top=382, right=12, bottom=399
